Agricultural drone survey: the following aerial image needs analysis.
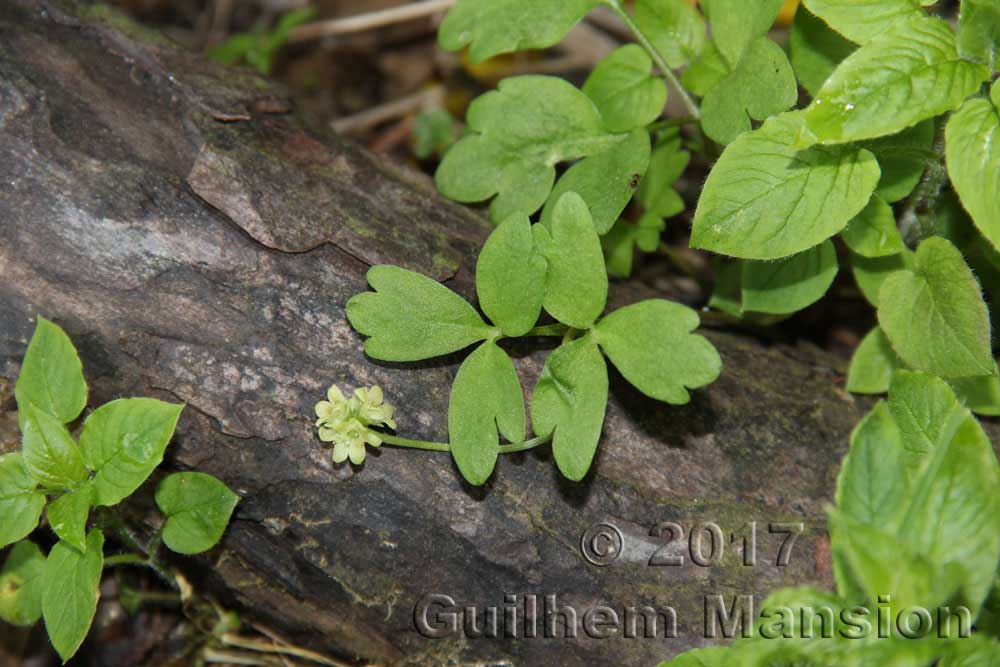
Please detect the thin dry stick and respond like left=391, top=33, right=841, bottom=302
left=332, top=86, right=443, bottom=134
left=220, top=632, right=354, bottom=667
left=289, top=0, right=455, bottom=43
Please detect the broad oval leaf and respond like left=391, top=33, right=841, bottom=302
left=878, top=237, right=995, bottom=378
left=888, top=370, right=969, bottom=476
left=0, top=454, right=45, bottom=549
left=634, top=0, right=706, bottom=69
left=583, top=45, right=667, bottom=132
left=347, top=265, right=492, bottom=362
left=42, top=529, right=104, bottom=662
left=20, top=403, right=88, bottom=490
left=531, top=337, right=608, bottom=482
left=790, top=5, right=857, bottom=98
left=741, top=240, right=839, bottom=315
left=15, top=317, right=87, bottom=425
left=0, top=540, right=46, bottom=626
left=156, top=472, right=239, bottom=555
left=79, top=398, right=184, bottom=507
left=946, top=94, right=1000, bottom=253
left=805, top=17, right=989, bottom=144
left=958, top=0, right=1000, bottom=69
left=846, top=326, right=903, bottom=394
left=46, top=486, right=91, bottom=553
left=596, top=300, right=721, bottom=404
left=840, top=194, right=904, bottom=257
left=448, top=342, right=525, bottom=486
left=692, top=112, right=880, bottom=260
left=836, top=401, right=907, bottom=526
left=801, top=0, right=927, bottom=44
left=476, top=215, right=545, bottom=337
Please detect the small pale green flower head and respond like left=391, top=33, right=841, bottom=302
left=315, top=384, right=396, bottom=465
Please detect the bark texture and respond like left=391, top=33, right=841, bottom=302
left=0, top=2, right=873, bottom=665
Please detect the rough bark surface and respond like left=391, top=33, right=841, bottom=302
left=0, top=2, right=873, bottom=665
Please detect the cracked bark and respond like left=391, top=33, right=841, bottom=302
left=0, top=2, right=895, bottom=665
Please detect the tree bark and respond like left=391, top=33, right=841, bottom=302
left=0, top=2, right=871, bottom=665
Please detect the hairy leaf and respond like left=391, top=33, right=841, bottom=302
left=846, top=327, right=903, bottom=394
left=741, top=240, right=839, bottom=315
left=947, top=92, right=1000, bottom=253
left=836, top=401, right=907, bottom=526
left=0, top=454, right=45, bottom=549
left=888, top=370, right=968, bottom=476
left=42, top=530, right=104, bottom=662
left=951, top=371, right=1000, bottom=417
left=156, top=472, right=239, bottom=555
left=583, top=45, right=666, bottom=132
left=0, top=541, right=46, bottom=626
left=840, top=194, right=904, bottom=257
left=15, top=317, right=87, bottom=425
left=20, top=403, right=88, bottom=490
left=635, top=0, right=706, bottom=69
left=850, top=248, right=913, bottom=307
left=476, top=215, right=545, bottom=337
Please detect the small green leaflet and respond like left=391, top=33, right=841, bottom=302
left=596, top=300, right=721, bottom=404
left=801, top=0, right=928, bottom=44
left=0, top=540, right=46, bottom=626
left=601, top=215, right=666, bottom=278
left=438, top=0, right=602, bottom=63
left=861, top=119, right=936, bottom=203
left=804, top=17, right=989, bottom=145
left=42, top=529, right=104, bottom=662
left=887, top=370, right=968, bottom=478
left=634, top=0, right=706, bottom=69
left=958, top=0, right=1000, bottom=69
left=946, top=91, right=1000, bottom=253
left=681, top=42, right=729, bottom=96
left=0, top=453, right=45, bottom=549
left=741, top=240, right=838, bottom=315
left=790, top=5, right=857, bottom=98
left=836, top=401, right=907, bottom=527
left=15, top=317, right=87, bottom=425
left=47, top=486, right=91, bottom=553
left=531, top=337, right=607, bottom=481
left=583, top=45, right=666, bottom=133
left=347, top=265, right=492, bottom=362
left=850, top=248, right=913, bottom=307
left=156, top=472, right=239, bottom=555
left=476, top=215, right=545, bottom=337
left=412, top=108, right=456, bottom=159
left=692, top=112, right=880, bottom=260
left=846, top=327, right=903, bottom=394
left=435, top=76, right=624, bottom=222
left=79, top=398, right=185, bottom=507
left=840, top=194, right=904, bottom=257
left=534, top=193, right=608, bottom=329
left=20, top=403, right=88, bottom=490
left=699, top=0, right=783, bottom=68
left=637, top=135, right=689, bottom=219
left=878, top=237, right=995, bottom=379
left=448, top=342, right=524, bottom=486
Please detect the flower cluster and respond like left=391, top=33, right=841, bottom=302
left=315, top=385, right=396, bottom=464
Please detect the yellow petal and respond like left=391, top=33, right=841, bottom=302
left=348, top=441, right=366, bottom=464
left=332, top=441, right=349, bottom=463
left=315, top=401, right=334, bottom=419
left=318, top=427, right=337, bottom=442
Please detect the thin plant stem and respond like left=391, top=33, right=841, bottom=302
left=377, top=432, right=551, bottom=454
left=104, top=553, right=147, bottom=567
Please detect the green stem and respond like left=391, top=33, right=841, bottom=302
left=105, top=553, right=147, bottom=567
left=499, top=434, right=551, bottom=454
left=378, top=432, right=552, bottom=454
left=648, top=116, right=699, bottom=133
left=606, top=0, right=701, bottom=120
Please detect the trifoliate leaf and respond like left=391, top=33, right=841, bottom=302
left=596, top=300, right=721, bottom=404
left=692, top=112, right=880, bottom=260
left=540, top=129, right=651, bottom=234
left=699, top=0, right=784, bottom=67
left=0, top=454, right=45, bottom=549
left=42, top=529, right=104, bottom=662
left=850, top=248, right=913, bottom=307
left=958, top=0, right=1000, bottom=69
left=741, top=240, right=838, bottom=315
left=947, top=92, right=1000, bottom=253
left=836, top=401, right=907, bottom=527
left=701, top=37, right=798, bottom=145
left=534, top=193, right=608, bottom=328
left=20, top=403, right=88, bottom=490
left=637, top=136, right=688, bottom=218
left=435, top=76, right=624, bottom=222
left=951, top=370, right=1000, bottom=417
left=801, top=0, right=928, bottom=44
left=347, top=265, right=492, bottom=362
left=790, top=5, right=857, bottom=97
left=448, top=342, right=524, bottom=486
left=582, top=45, right=666, bottom=132
left=681, top=41, right=729, bottom=96
left=156, top=472, right=239, bottom=555
left=840, top=194, right=904, bottom=257
left=476, top=215, right=545, bottom=337
left=634, top=0, right=706, bottom=69
left=46, top=486, right=91, bottom=553
left=0, top=540, right=45, bottom=626
left=15, top=317, right=87, bottom=425
left=888, top=370, right=969, bottom=477
left=847, top=327, right=903, bottom=394
left=531, top=337, right=607, bottom=481
left=878, top=237, right=995, bottom=378
left=805, top=17, right=989, bottom=144
left=438, top=0, right=602, bottom=63
left=861, top=119, right=935, bottom=203
left=79, top=398, right=184, bottom=507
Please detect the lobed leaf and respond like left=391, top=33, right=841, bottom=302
left=634, top=0, right=706, bottom=69
left=15, top=317, right=87, bottom=425
left=637, top=135, right=689, bottom=219
left=156, top=472, right=239, bottom=555
left=42, top=529, right=104, bottom=662
left=0, top=540, right=46, bottom=626
left=699, top=0, right=784, bottom=68
left=0, top=453, right=45, bottom=549
left=947, top=91, right=1000, bottom=253
left=476, top=215, right=546, bottom=337
left=741, top=240, right=839, bottom=315
left=582, top=45, right=666, bottom=133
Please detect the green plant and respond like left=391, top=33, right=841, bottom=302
left=0, top=317, right=238, bottom=662
left=208, top=7, right=314, bottom=75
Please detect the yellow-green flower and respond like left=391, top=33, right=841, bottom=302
left=314, top=385, right=396, bottom=464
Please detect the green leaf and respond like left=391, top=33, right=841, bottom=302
left=637, top=135, right=689, bottom=219
left=958, top=0, right=1000, bottom=69
left=475, top=215, right=546, bottom=337
left=20, top=403, right=88, bottom=490
left=42, top=529, right=104, bottom=662
left=790, top=5, right=857, bottom=97
left=448, top=343, right=524, bottom=486
left=840, top=194, right=904, bottom=257
left=887, top=370, right=968, bottom=477
left=596, top=300, right=722, bottom=404
left=347, top=265, right=492, bottom=362
left=692, top=112, right=880, bottom=260
left=658, top=647, right=729, bottom=666
left=15, top=317, right=87, bottom=425
left=836, top=401, right=907, bottom=526
left=951, top=370, right=1000, bottom=417
left=540, top=128, right=651, bottom=234
left=266, top=7, right=315, bottom=51
left=805, top=17, right=989, bottom=144
left=46, top=486, right=91, bottom=553
left=681, top=41, right=729, bottom=96
left=582, top=45, right=667, bottom=132
left=207, top=33, right=255, bottom=65
left=708, top=259, right=744, bottom=318
left=534, top=193, right=608, bottom=328
left=0, top=453, right=45, bottom=549
left=701, top=37, right=798, bottom=145
left=634, top=0, right=706, bottom=69
left=412, top=109, right=456, bottom=159
left=850, top=248, right=914, bottom=307
left=0, top=540, right=46, bottom=626
left=741, top=240, right=839, bottom=315
left=438, top=0, right=602, bottom=63
left=947, top=92, right=1000, bottom=253
left=801, top=0, right=928, bottom=44
left=699, top=0, right=784, bottom=67
left=846, top=326, right=903, bottom=394
left=435, top=76, right=624, bottom=222
left=79, top=398, right=184, bottom=507
left=941, top=636, right=1000, bottom=666
left=861, top=120, right=936, bottom=203
left=531, top=337, right=608, bottom=481
left=156, top=472, right=239, bottom=555
left=602, top=219, right=638, bottom=278
left=878, top=237, right=995, bottom=378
